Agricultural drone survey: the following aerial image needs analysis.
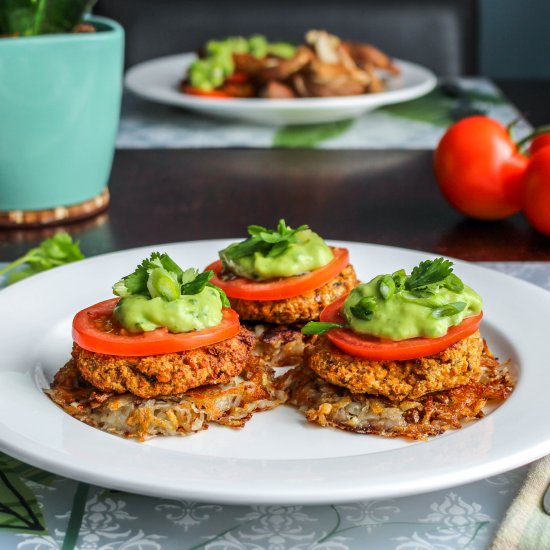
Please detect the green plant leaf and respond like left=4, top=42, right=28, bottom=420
left=273, top=120, right=354, bottom=148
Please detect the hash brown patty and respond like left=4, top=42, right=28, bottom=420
left=46, top=357, right=285, bottom=441
left=279, top=343, right=513, bottom=440
left=306, top=330, right=483, bottom=401
left=74, top=327, right=254, bottom=399
left=230, top=264, right=357, bottom=324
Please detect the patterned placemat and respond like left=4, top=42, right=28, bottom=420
left=117, top=78, right=532, bottom=150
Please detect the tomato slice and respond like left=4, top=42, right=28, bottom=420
left=181, top=84, right=232, bottom=98
left=320, top=295, right=483, bottom=361
left=72, top=298, right=240, bottom=357
left=205, top=248, right=350, bottom=301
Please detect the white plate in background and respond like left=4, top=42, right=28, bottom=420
left=125, top=53, right=437, bottom=125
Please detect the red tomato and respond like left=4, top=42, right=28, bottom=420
left=530, top=134, right=550, bottom=156
left=181, top=84, right=231, bottom=98
left=205, top=248, right=350, bottom=301
left=72, top=298, right=240, bottom=357
left=523, top=147, right=550, bottom=236
left=320, top=295, right=483, bottom=361
left=434, top=116, right=528, bottom=220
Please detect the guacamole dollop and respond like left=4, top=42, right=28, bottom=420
left=342, top=260, right=482, bottom=340
left=219, top=221, right=333, bottom=280
left=111, top=252, right=228, bottom=334
left=188, top=35, right=296, bottom=91
left=114, top=288, right=223, bottom=334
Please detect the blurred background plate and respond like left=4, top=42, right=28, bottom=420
left=125, top=53, right=437, bottom=125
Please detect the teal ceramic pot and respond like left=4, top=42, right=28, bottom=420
left=0, top=16, right=123, bottom=213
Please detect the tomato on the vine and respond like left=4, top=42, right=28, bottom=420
left=523, top=147, right=550, bottom=237
left=434, top=116, right=528, bottom=220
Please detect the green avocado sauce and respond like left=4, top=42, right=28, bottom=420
left=219, top=222, right=333, bottom=280
left=114, top=289, right=223, bottom=334
left=111, top=253, right=227, bottom=334
left=188, top=35, right=296, bottom=91
left=343, top=273, right=482, bottom=340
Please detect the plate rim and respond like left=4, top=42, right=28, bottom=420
left=0, top=239, right=549, bottom=505
left=124, top=52, right=437, bottom=114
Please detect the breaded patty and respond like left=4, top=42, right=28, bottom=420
left=74, top=327, right=254, bottom=399
left=230, top=264, right=357, bottom=324
left=250, top=323, right=312, bottom=367
left=306, top=331, right=483, bottom=401
left=279, top=343, right=513, bottom=440
left=46, top=357, right=285, bottom=441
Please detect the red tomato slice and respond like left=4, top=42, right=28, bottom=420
left=205, top=248, right=350, bottom=301
left=182, top=85, right=231, bottom=98
left=320, top=295, right=483, bottom=361
left=72, top=298, right=240, bottom=357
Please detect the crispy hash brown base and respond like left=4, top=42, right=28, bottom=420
left=307, top=331, right=484, bottom=401
left=46, top=357, right=286, bottom=441
left=278, top=343, right=513, bottom=440
left=73, top=327, right=254, bottom=399
left=230, top=264, right=357, bottom=324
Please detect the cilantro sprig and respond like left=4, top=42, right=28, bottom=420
left=113, top=252, right=229, bottom=306
left=220, top=219, right=309, bottom=264
left=0, top=232, right=84, bottom=285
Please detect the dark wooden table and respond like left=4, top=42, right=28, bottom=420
left=1, top=80, right=549, bottom=262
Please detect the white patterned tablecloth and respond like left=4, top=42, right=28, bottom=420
left=117, top=78, right=531, bottom=150
left=0, top=261, right=548, bottom=550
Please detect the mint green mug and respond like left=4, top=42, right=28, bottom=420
left=0, top=16, right=123, bottom=215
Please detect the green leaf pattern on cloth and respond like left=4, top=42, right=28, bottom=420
left=0, top=454, right=47, bottom=534
left=273, top=119, right=354, bottom=148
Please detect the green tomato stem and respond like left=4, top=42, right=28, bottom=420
left=516, top=124, right=550, bottom=150
left=0, top=255, right=29, bottom=276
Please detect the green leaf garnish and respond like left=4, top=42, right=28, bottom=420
left=220, top=219, right=309, bottom=265
left=405, top=258, right=455, bottom=291
left=207, top=282, right=230, bottom=308
left=350, top=296, right=378, bottom=321
left=301, top=321, right=344, bottom=335
left=113, top=253, right=228, bottom=305
left=0, top=232, right=84, bottom=285
left=430, top=301, right=467, bottom=319
left=180, top=270, right=211, bottom=295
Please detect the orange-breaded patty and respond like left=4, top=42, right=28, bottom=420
left=306, top=330, right=483, bottom=401
left=46, top=356, right=285, bottom=441
left=73, top=327, right=254, bottom=399
left=279, top=343, right=513, bottom=440
left=230, top=264, right=357, bottom=324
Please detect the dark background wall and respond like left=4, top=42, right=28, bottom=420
left=481, top=0, right=550, bottom=79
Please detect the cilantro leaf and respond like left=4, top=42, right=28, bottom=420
left=405, top=258, right=455, bottom=291
left=301, top=321, right=344, bottom=335
left=220, top=219, right=310, bottom=266
left=0, top=232, right=84, bottom=285
left=207, top=282, right=230, bottom=307
left=113, top=255, right=229, bottom=309
left=181, top=271, right=212, bottom=295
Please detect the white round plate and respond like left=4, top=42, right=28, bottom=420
left=0, top=241, right=548, bottom=505
left=125, top=53, right=437, bottom=125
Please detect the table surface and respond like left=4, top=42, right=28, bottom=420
left=1, top=80, right=549, bottom=262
